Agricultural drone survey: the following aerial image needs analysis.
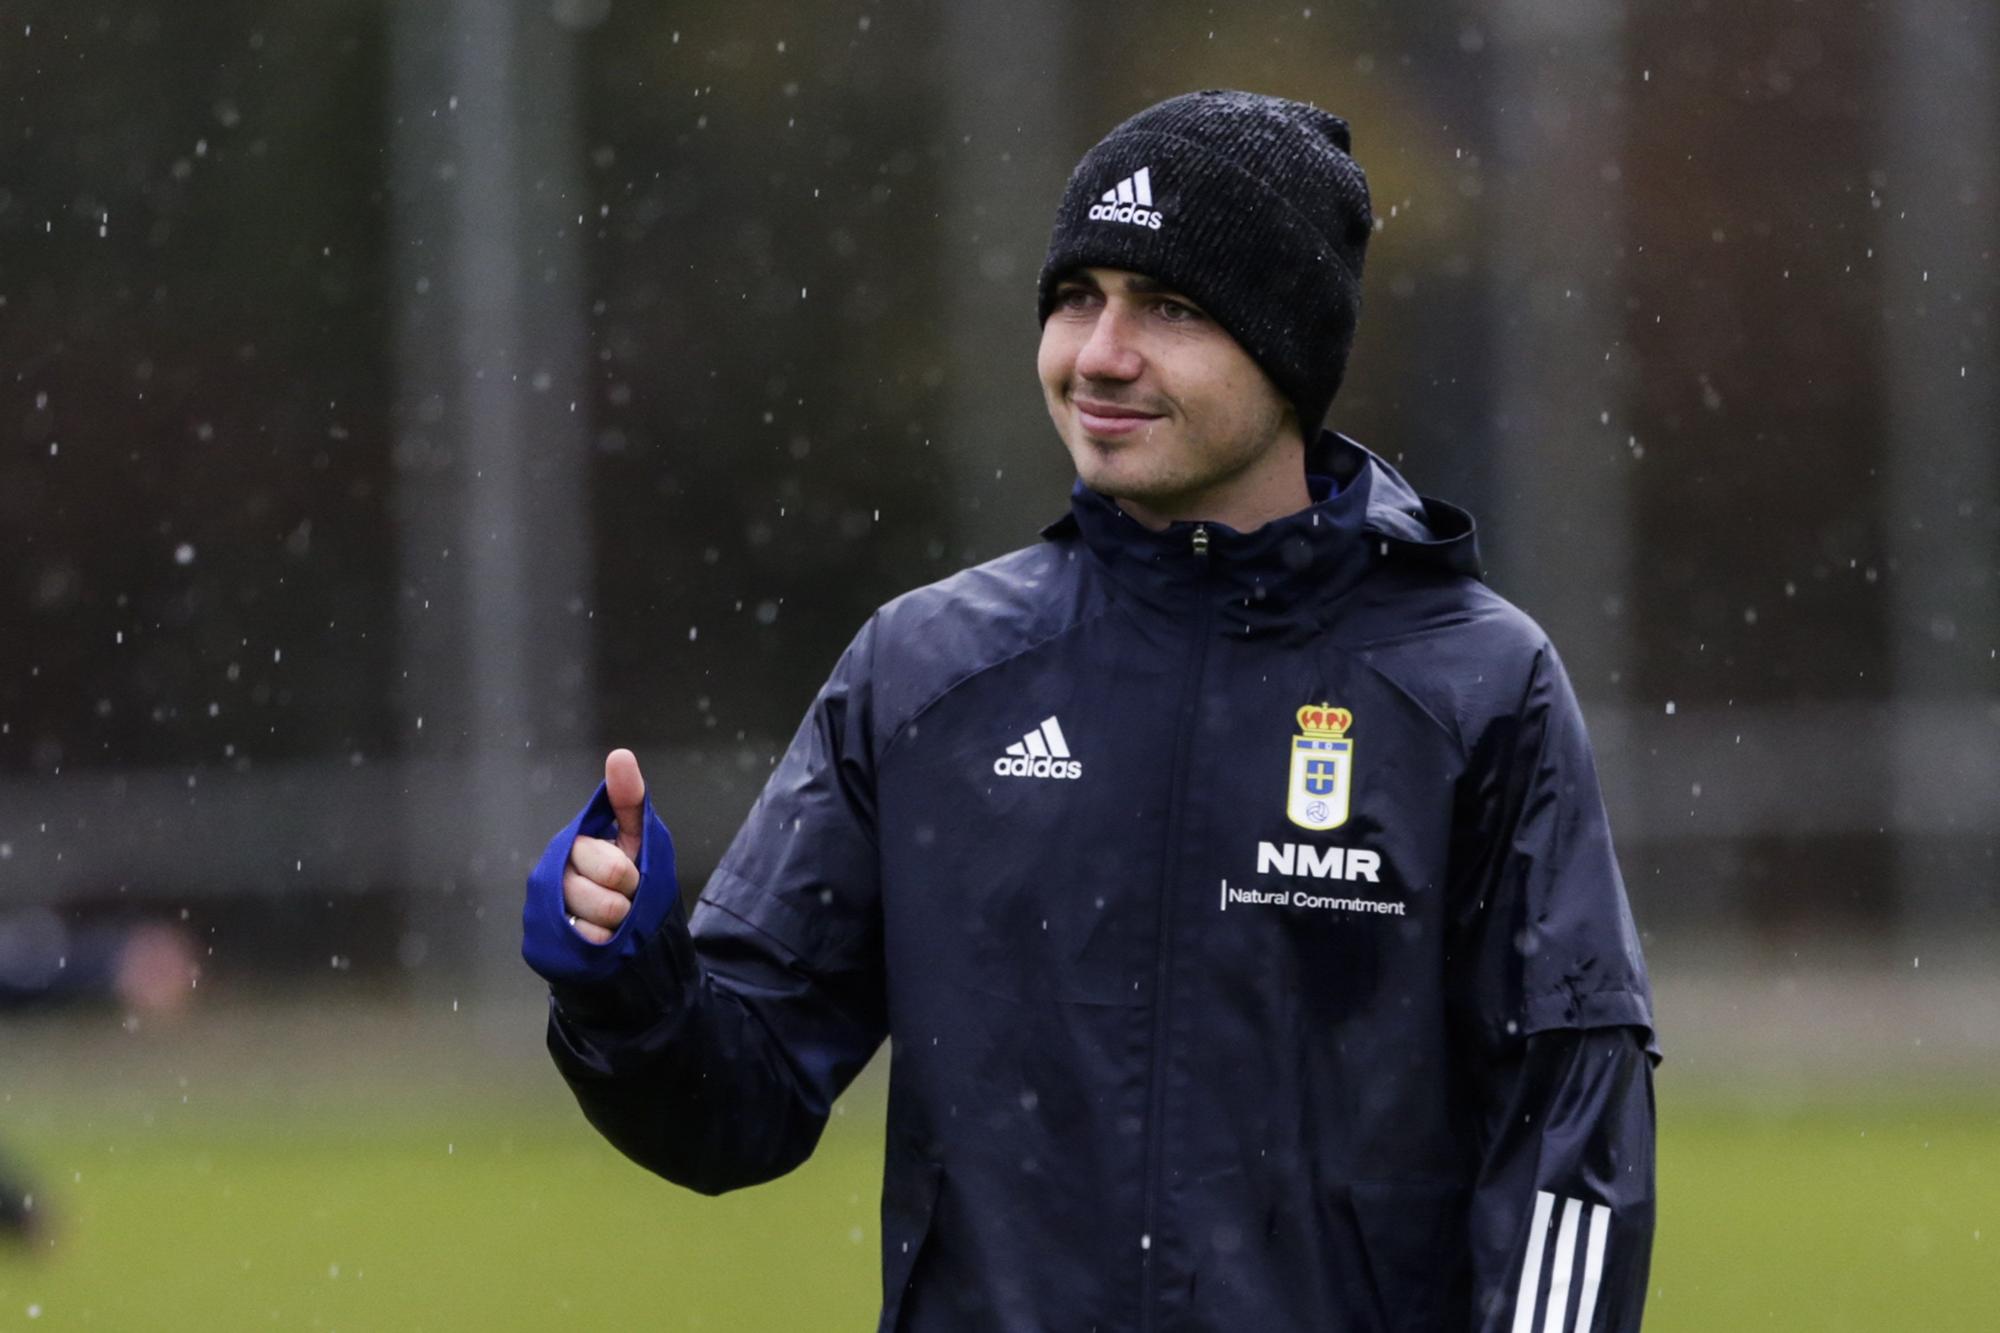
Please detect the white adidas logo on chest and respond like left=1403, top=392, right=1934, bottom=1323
left=992, top=716, right=1083, bottom=780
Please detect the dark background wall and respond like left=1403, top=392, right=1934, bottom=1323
left=1, top=0, right=1993, bottom=992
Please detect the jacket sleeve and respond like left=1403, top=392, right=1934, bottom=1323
left=523, top=621, right=889, bottom=1196
left=1447, top=642, right=1659, bottom=1331
left=1469, top=1026, right=1655, bottom=1332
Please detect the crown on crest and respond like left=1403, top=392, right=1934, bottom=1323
left=1296, top=704, right=1352, bottom=737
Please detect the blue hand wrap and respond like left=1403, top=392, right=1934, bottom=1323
left=521, top=781, right=680, bottom=986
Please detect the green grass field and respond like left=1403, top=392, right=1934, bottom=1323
left=1, top=999, right=1995, bottom=1329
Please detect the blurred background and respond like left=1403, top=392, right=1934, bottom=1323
left=1, top=0, right=1994, bottom=1327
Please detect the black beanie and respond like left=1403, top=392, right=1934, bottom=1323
left=1036, top=89, right=1373, bottom=440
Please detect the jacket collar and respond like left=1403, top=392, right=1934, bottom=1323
left=1040, top=432, right=1481, bottom=633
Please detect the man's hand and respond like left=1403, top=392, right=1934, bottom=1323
left=564, top=749, right=647, bottom=943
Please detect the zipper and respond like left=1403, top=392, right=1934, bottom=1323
left=1137, top=529, right=1214, bottom=1331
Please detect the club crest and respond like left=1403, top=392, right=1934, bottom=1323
left=1286, top=704, right=1354, bottom=831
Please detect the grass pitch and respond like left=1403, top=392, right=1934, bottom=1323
left=0, top=999, right=1994, bottom=1330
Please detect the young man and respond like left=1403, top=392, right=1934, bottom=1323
left=524, top=90, right=1657, bottom=1332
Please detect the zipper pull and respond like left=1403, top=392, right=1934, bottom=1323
left=1190, top=524, right=1210, bottom=558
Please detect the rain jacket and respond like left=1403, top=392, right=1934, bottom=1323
left=524, top=433, right=1658, bottom=1333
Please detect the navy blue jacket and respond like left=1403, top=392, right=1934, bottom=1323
left=525, top=434, right=1658, bottom=1332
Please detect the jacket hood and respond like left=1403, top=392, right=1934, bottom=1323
left=1315, top=431, right=1481, bottom=576
left=1042, top=430, right=1481, bottom=630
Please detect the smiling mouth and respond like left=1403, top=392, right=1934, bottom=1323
left=1072, top=397, right=1164, bottom=438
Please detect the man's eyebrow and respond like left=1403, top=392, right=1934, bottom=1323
left=1053, top=271, right=1198, bottom=304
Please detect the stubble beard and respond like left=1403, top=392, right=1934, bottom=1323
left=1070, top=400, right=1288, bottom=523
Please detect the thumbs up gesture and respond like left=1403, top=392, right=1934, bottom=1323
left=564, top=749, right=647, bottom=943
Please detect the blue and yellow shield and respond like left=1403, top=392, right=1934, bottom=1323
left=1286, top=704, right=1354, bottom=831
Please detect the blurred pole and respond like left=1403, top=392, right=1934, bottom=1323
left=388, top=2, right=596, bottom=1006
left=1485, top=1, right=1632, bottom=709
left=936, top=3, right=1078, bottom=563
left=1879, top=1, right=2000, bottom=943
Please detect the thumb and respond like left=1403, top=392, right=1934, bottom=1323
left=605, top=748, right=647, bottom=861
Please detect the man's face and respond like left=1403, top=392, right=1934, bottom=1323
left=1037, top=267, right=1300, bottom=530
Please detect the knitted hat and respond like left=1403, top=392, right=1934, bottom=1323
left=1036, top=90, right=1373, bottom=440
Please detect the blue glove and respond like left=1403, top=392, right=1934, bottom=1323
left=521, top=780, right=680, bottom=987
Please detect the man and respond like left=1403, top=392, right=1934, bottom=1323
left=1, top=910, right=198, bottom=1243
left=524, top=90, right=1657, bottom=1332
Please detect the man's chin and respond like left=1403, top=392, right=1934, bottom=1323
left=1074, top=461, right=1141, bottom=501
left=1072, top=469, right=1172, bottom=523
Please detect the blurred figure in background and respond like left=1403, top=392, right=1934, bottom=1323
left=0, top=910, right=198, bottom=1244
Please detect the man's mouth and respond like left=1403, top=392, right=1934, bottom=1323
left=1072, top=396, right=1164, bottom=438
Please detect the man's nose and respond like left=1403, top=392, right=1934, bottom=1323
left=1074, top=306, right=1143, bottom=382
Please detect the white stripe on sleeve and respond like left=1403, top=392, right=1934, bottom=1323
left=1541, top=1196, right=1585, bottom=1333
left=1509, top=1191, right=1556, bottom=1333
left=1572, top=1203, right=1613, bottom=1333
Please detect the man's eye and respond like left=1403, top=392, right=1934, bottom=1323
left=1156, top=299, right=1200, bottom=323
left=1057, top=287, right=1098, bottom=311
